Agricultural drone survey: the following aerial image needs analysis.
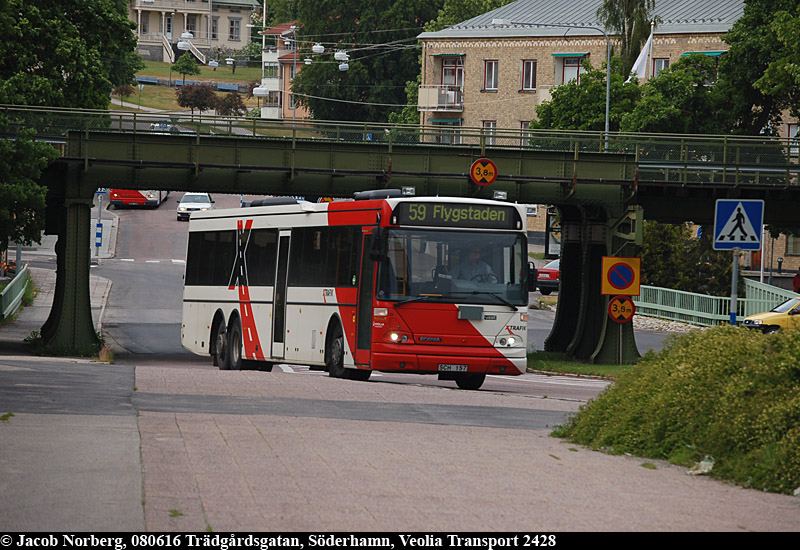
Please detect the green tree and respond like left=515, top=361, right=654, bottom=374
left=531, top=59, right=641, bottom=132
left=754, top=8, right=800, bottom=121
left=0, top=0, right=141, bottom=253
left=0, top=0, right=142, bottom=109
left=173, top=53, right=202, bottom=85
left=293, top=0, right=443, bottom=121
left=265, top=0, right=300, bottom=27
left=716, top=0, right=798, bottom=135
left=0, top=125, right=58, bottom=251
left=620, top=53, right=725, bottom=134
left=642, top=221, right=732, bottom=296
left=596, top=0, right=658, bottom=77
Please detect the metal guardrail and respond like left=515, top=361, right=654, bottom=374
left=0, top=263, right=29, bottom=320
left=1, top=104, right=798, bottom=187
left=633, top=279, right=796, bottom=327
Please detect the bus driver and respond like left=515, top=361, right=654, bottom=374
left=450, top=245, right=498, bottom=283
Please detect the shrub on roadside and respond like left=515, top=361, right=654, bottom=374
left=553, top=324, right=800, bottom=494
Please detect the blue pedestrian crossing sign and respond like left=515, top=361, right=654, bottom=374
left=713, top=199, right=764, bottom=251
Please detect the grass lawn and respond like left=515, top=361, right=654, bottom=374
left=139, top=60, right=262, bottom=84
left=111, top=60, right=263, bottom=112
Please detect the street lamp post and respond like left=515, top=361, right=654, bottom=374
left=492, top=18, right=611, bottom=148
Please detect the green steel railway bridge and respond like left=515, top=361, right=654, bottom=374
left=4, top=105, right=800, bottom=363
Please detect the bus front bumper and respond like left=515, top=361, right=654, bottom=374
left=370, top=351, right=526, bottom=376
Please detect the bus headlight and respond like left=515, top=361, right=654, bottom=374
left=496, top=335, right=519, bottom=347
left=387, top=331, right=409, bottom=343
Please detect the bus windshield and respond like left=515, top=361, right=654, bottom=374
left=376, top=229, right=528, bottom=306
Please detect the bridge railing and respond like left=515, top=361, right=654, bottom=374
left=633, top=279, right=796, bottom=327
left=0, top=263, right=29, bottom=320
left=2, top=104, right=798, bottom=186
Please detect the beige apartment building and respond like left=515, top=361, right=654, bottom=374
left=128, top=0, right=260, bottom=64
left=417, top=0, right=746, bottom=138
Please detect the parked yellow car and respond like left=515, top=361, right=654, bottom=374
left=742, top=297, right=800, bottom=333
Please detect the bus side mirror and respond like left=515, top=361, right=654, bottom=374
left=528, top=262, right=537, bottom=293
left=370, top=227, right=385, bottom=260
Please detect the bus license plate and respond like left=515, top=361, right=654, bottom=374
left=438, top=363, right=468, bottom=372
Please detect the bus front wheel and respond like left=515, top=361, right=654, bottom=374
left=326, top=324, right=347, bottom=378
left=455, top=373, right=485, bottom=390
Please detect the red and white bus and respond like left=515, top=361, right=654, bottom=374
left=181, top=191, right=532, bottom=390
left=109, top=189, right=169, bottom=208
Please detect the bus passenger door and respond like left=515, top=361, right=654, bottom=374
left=272, top=231, right=290, bottom=359
left=355, top=233, right=373, bottom=365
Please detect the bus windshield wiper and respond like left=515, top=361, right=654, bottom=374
left=395, top=294, right=443, bottom=306
left=450, top=291, right=518, bottom=311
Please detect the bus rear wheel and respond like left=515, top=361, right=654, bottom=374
left=214, top=321, right=230, bottom=370
left=326, top=324, right=347, bottom=378
left=455, top=373, right=485, bottom=390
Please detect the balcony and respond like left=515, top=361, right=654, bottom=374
left=417, top=85, right=463, bottom=112
left=134, top=0, right=211, bottom=10
left=258, top=77, right=280, bottom=93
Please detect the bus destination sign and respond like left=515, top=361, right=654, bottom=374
left=393, top=202, right=521, bottom=230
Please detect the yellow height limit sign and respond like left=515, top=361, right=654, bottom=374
left=470, top=158, right=498, bottom=186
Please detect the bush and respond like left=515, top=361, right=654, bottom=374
left=553, top=325, right=800, bottom=494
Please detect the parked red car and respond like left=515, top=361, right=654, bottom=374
left=536, top=259, right=560, bottom=295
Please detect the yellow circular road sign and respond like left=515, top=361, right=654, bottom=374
left=470, top=158, right=498, bottom=186
left=608, top=295, right=636, bottom=323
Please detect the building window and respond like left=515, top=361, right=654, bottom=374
left=483, top=120, right=496, bottom=145
left=432, top=119, right=462, bottom=145
left=262, top=91, right=280, bottom=107
left=788, top=123, right=798, bottom=157
left=561, top=57, right=586, bottom=85
left=442, top=58, right=464, bottom=87
left=653, top=58, right=669, bottom=78
left=521, top=60, right=537, bottom=91
left=140, top=14, right=149, bottom=35
left=229, top=18, right=241, bottom=41
left=788, top=235, right=800, bottom=255
left=186, top=14, right=197, bottom=33
left=484, top=60, right=498, bottom=91
left=211, top=17, right=218, bottom=40
left=263, top=61, right=278, bottom=78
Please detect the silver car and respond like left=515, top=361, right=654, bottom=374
left=177, top=192, right=214, bottom=221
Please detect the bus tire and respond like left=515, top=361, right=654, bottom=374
left=326, top=323, right=347, bottom=378
left=347, top=368, right=372, bottom=382
left=455, top=373, right=485, bottom=390
left=214, top=320, right=230, bottom=370
left=227, top=316, right=243, bottom=370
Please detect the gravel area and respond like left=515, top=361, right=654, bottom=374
left=633, top=315, right=706, bottom=333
